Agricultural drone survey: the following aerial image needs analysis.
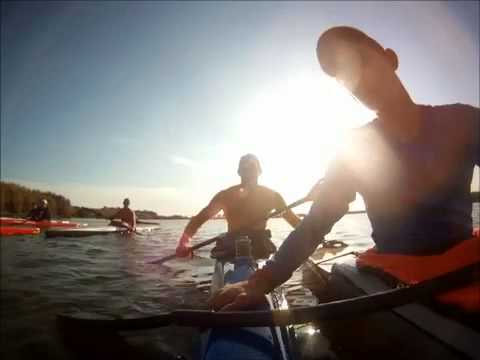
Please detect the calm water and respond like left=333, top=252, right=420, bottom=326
left=1, top=206, right=478, bottom=359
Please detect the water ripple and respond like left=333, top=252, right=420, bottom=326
left=1, top=216, right=377, bottom=359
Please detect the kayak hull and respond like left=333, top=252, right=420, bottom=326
left=303, top=258, right=480, bottom=360
left=45, top=225, right=161, bottom=238
left=0, top=226, right=41, bottom=236
left=199, top=257, right=293, bottom=360
left=0, top=217, right=81, bottom=228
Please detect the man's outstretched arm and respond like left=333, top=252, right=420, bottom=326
left=274, top=192, right=302, bottom=228
left=176, top=192, right=223, bottom=257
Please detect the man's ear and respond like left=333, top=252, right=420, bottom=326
left=385, top=48, right=398, bottom=70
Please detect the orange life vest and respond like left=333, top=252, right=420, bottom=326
left=357, top=229, right=480, bottom=312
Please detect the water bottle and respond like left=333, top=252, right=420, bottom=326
left=235, top=236, right=252, bottom=259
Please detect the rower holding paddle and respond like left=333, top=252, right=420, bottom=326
left=26, top=199, right=51, bottom=221
left=175, top=154, right=301, bottom=259
left=210, top=26, right=480, bottom=312
left=109, top=198, right=136, bottom=232
left=25, top=202, right=38, bottom=220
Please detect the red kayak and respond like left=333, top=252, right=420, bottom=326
left=0, top=217, right=81, bottom=229
left=0, top=226, right=41, bottom=236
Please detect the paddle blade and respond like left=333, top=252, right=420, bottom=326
left=147, top=236, right=220, bottom=265
left=146, top=253, right=178, bottom=265
left=57, top=312, right=173, bottom=331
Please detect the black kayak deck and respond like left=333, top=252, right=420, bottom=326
left=304, top=258, right=480, bottom=360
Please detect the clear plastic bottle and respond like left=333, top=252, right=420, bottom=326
left=235, top=236, right=252, bottom=258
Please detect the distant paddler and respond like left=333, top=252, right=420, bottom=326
left=109, top=198, right=136, bottom=232
left=175, top=154, right=301, bottom=259
left=26, top=199, right=51, bottom=221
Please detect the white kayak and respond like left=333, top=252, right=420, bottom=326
left=45, top=225, right=161, bottom=238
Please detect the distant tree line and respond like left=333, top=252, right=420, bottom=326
left=0, top=182, right=73, bottom=218
left=0, top=182, right=189, bottom=219
left=70, top=206, right=189, bottom=220
left=1, top=181, right=477, bottom=220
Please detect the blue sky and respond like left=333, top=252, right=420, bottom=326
left=2, top=1, right=479, bottom=214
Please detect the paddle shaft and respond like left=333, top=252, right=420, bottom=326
left=150, top=236, right=223, bottom=264
left=266, top=197, right=308, bottom=219
left=312, top=251, right=359, bottom=265
left=148, top=195, right=311, bottom=265
left=58, top=261, right=478, bottom=330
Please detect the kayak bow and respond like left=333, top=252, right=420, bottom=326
left=0, top=226, right=41, bottom=236
left=198, top=236, right=293, bottom=360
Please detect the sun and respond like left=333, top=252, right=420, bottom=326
left=233, top=70, right=375, bottom=210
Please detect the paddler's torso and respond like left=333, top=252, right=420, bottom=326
left=216, top=184, right=284, bottom=233
left=115, top=208, right=136, bottom=228
left=342, top=104, right=478, bottom=253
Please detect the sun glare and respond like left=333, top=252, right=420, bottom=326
left=233, top=70, right=375, bottom=207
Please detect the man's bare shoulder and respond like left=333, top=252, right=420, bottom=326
left=221, top=184, right=280, bottom=199
left=429, top=102, right=478, bottom=113
left=218, top=185, right=242, bottom=195
left=255, top=185, right=279, bottom=196
left=429, top=103, right=479, bottom=127
left=343, top=120, right=383, bottom=148
left=210, top=185, right=242, bottom=203
left=351, top=120, right=377, bottom=136
left=120, top=208, right=135, bottom=215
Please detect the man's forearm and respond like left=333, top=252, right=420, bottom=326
left=283, top=209, right=301, bottom=228
left=250, top=198, right=349, bottom=291
left=247, top=220, right=324, bottom=293
left=184, top=211, right=210, bottom=237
